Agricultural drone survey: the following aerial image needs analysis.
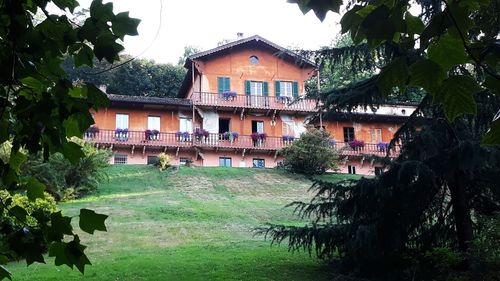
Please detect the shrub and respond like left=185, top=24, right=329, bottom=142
left=156, top=153, right=171, bottom=171
left=280, top=128, right=338, bottom=175
left=0, top=190, right=57, bottom=227
left=22, top=139, right=111, bottom=199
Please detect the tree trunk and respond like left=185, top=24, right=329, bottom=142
left=449, top=177, right=474, bottom=252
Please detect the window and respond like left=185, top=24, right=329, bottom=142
left=282, top=121, right=295, bottom=136
left=253, top=159, right=265, bottom=168
left=250, top=81, right=263, bottom=96
left=114, top=154, right=127, bottom=164
left=279, top=81, right=293, bottom=97
left=179, top=157, right=191, bottom=166
left=374, top=167, right=384, bottom=176
left=249, top=55, right=259, bottom=65
left=343, top=127, right=355, bottom=142
left=116, top=114, right=129, bottom=129
left=252, top=121, right=264, bottom=133
left=348, top=165, right=356, bottom=174
left=179, top=117, right=193, bottom=133
left=219, top=119, right=230, bottom=134
left=219, top=157, right=232, bottom=167
left=148, top=116, right=160, bottom=131
left=217, top=77, right=231, bottom=94
left=147, top=156, right=158, bottom=165
left=371, top=128, right=382, bottom=143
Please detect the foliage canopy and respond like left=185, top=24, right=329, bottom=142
left=0, top=0, right=139, bottom=279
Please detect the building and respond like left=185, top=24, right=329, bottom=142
left=87, top=35, right=416, bottom=175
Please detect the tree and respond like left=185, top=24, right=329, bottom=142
left=280, top=128, right=338, bottom=175
left=63, top=56, right=186, bottom=98
left=177, top=45, right=201, bottom=65
left=0, top=0, right=139, bottom=279
left=262, top=0, right=500, bottom=279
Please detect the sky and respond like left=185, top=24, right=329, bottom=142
left=73, top=0, right=342, bottom=64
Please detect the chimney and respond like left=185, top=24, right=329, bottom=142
left=237, top=32, right=244, bottom=39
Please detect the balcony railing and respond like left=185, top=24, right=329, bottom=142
left=191, top=92, right=318, bottom=112
left=84, top=129, right=400, bottom=157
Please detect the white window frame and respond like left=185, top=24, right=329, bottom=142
left=115, top=114, right=129, bottom=129
left=371, top=128, right=382, bottom=143
left=250, top=81, right=263, bottom=96
left=279, top=81, right=293, bottom=97
left=256, top=121, right=264, bottom=133
left=179, top=117, right=193, bottom=133
left=148, top=116, right=161, bottom=131
left=282, top=121, right=295, bottom=136
left=114, top=154, right=127, bottom=164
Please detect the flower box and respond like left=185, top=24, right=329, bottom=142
left=251, top=132, right=267, bottom=147
left=220, top=91, right=237, bottom=100
left=194, top=128, right=209, bottom=141
left=115, top=128, right=129, bottom=141
left=276, top=96, right=292, bottom=104
left=176, top=131, right=190, bottom=142
left=84, top=125, right=99, bottom=139
left=222, top=131, right=239, bottom=142
left=348, top=139, right=365, bottom=150
left=377, top=142, right=389, bottom=152
left=145, top=129, right=160, bottom=140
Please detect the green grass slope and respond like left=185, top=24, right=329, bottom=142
left=10, top=166, right=359, bottom=281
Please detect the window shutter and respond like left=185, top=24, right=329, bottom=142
left=274, top=81, right=280, bottom=97
left=292, top=81, right=299, bottom=97
left=217, top=77, right=224, bottom=94
left=224, top=77, right=230, bottom=92
left=245, top=80, right=251, bottom=95
left=263, top=82, right=268, bottom=96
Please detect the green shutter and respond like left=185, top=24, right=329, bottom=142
left=245, top=80, right=251, bottom=95
left=217, top=77, right=223, bottom=94
left=263, top=82, right=268, bottom=97
left=274, top=81, right=280, bottom=97
left=224, top=77, right=230, bottom=92
left=292, top=81, right=299, bottom=97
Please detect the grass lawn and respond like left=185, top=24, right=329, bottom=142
left=10, top=165, right=359, bottom=280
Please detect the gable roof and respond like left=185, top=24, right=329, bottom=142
left=178, top=35, right=316, bottom=97
left=184, top=35, right=316, bottom=68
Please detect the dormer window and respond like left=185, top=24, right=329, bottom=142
left=249, top=56, right=259, bottom=65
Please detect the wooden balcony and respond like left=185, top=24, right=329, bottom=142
left=85, top=129, right=400, bottom=157
left=191, top=92, right=318, bottom=112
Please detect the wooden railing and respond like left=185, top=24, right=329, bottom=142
left=85, top=129, right=400, bottom=157
left=191, top=92, right=318, bottom=112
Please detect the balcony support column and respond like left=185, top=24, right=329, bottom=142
left=240, top=108, right=245, bottom=120
left=142, top=146, right=146, bottom=156
left=241, top=148, right=246, bottom=159
left=175, top=147, right=179, bottom=157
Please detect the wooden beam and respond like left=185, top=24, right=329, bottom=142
left=274, top=150, right=279, bottom=160
left=164, top=146, right=167, bottom=153
left=360, top=156, right=365, bottom=166
left=241, top=148, right=246, bottom=159
left=370, top=159, right=375, bottom=166
left=131, top=145, right=135, bottom=155
left=142, top=146, right=146, bottom=156
left=240, top=108, right=245, bottom=120
left=175, top=147, right=180, bottom=157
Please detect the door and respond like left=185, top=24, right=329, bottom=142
left=252, top=121, right=264, bottom=133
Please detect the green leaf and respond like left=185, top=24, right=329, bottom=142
left=288, top=0, right=343, bottom=21
left=63, top=116, right=81, bottom=137
left=0, top=256, right=8, bottom=265
left=111, top=12, right=140, bottom=40
left=409, top=59, right=445, bottom=93
left=21, top=77, right=45, bottom=94
left=87, top=84, right=110, bottom=109
left=435, top=75, right=481, bottom=121
left=79, top=209, right=108, bottom=234
left=90, top=0, right=115, bottom=22
left=405, top=13, right=425, bottom=35
left=62, top=141, right=84, bottom=164
left=428, top=33, right=468, bottom=71
left=26, top=177, right=45, bottom=201
left=482, top=118, right=500, bottom=145
left=0, top=265, right=11, bottom=280
left=94, top=33, right=124, bottom=63
left=9, top=150, right=26, bottom=174
left=68, top=86, right=87, bottom=99
left=377, top=57, right=409, bottom=96
left=74, top=44, right=94, bottom=67
left=49, top=242, right=70, bottom=267
left=420, top=12, right=452, bottom=45
left=52, top=0, right=78, bottom=13
left=9, top=205, right=28, bottom=222
left=67, top=236, right=91, bottom=274
left=483, top=75, right=500, bottom=91
left=51, top=211, right=74, bottom=236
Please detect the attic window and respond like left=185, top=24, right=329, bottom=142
left=249, top=56, right=259, bottom=65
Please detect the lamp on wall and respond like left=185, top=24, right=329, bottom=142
left=270, top=120, right=276, bottom=127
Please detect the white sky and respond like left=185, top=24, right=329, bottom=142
left=74, top=0, right=342, bottom=64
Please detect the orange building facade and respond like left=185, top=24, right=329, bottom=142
left=88, top=36, right=415, bottom=175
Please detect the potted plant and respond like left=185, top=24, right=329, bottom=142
left=277, top=96, right=291, bottom=104
left=282, top=135, right=295, bottom=144
left=176, top=131, right=190, bottom=142
left=145, top=129, right=152, bottom=140
left=152, top=129, right=160, bottom=140
left=329, top=139, right=337, bottom=147
left=221, top=91, right=237, bottom=100
left=194, top=128, right=209, bottom=141
left=231, top=132, right=239, bottom=142
left=115, top=128, right=129, bottom=141
left=252, top=132, right=267, bottom=147
left=85, top=125, right=99, bottom=139
left=348, top=139, right=365, bottom=151
left=377, top=142, right=389, bottom=152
